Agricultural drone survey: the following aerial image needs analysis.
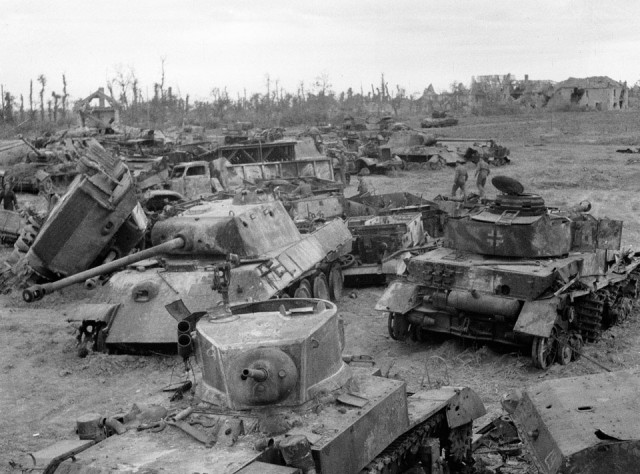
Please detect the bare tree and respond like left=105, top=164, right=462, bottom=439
left=51, top=91, right=62, bottom=122
left=29, top=79, right=34, bottom=121
left=37, top=74, right=46, bottom=122
left=62, top=74, right=68, bottom=119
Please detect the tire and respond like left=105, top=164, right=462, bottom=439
left=312, top=273, right=330, bottom=301
left=293, top=279, right=312, bottom=298
left=328, top=264, right=344, bottom=301
left=388, top=312, right=410, bottom=341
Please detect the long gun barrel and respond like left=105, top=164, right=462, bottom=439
left=22, top=237, right=185, bottom=303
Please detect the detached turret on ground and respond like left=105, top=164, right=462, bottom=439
left=23, top=192, right=352, bottom=354
left=52, top=298, right=486, bottom=474
left=377, top=176, right=640, bottom=369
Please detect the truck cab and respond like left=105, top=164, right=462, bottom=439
left=168, top=161, right=219, bottom=199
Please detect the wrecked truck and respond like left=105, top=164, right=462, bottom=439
left=376, top=176, right=640, bottom=369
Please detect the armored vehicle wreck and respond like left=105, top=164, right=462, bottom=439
left=503, top=368, right=640, bottom=473
left=23, top=193, right=352, bottom=354
left=377, top=176, right=640, bottom=369
left=50, top=298, right=486, bottom=474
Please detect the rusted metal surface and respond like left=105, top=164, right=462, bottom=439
left=0, top=209, right=21, bottom=243
left=513, top=298, right=561, bottom=338
left=57, top=298, right=485, bottom=473
left=504, top=368, right=640, bottom=473
left=376, top=178, right=640, bottom=367
left=26, top=140, right=145, bottom=278
left=42, top=201, right=352, bottom=347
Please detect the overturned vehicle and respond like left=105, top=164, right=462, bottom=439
left=23, top=193, right=352, bottom=354
left=46, top=298, right=485, bottom=474
left=376, top=176, right=640, bottom=369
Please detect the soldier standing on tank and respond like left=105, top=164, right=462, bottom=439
left=475, top=158, right=491, bottom=198
left=451, top=159, right=468, bottom=200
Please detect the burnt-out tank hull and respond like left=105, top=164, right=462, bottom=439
left=503, top=368, right=640, bottom=474
left=51, top=299, right=486, bottom=474
left=376, top=178, right=640, bottom=369
left=75, top=205, right=352, bottom=352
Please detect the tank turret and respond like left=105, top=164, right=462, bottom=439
left=444, top=176, right=618, bottom=258
left=377, top=177, right=640, bottom=369
left=23, top=193, right=353, bottom=354
left=50, top=298, right=486, bottom=474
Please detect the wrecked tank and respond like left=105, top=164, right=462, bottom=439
left=23, top=193, right=352, bottom=353
left=376, top=176, right=640, bottom=369
left=502, top=368, right=640, bottom=473
left=48, top=298, right=486, bottom=474
left=0, top=139, right=147, bottom=290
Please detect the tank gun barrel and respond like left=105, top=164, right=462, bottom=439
left=22, top=237, right=186, bottom=303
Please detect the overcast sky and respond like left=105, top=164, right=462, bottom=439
left=1, top=0, right=637, bottom=102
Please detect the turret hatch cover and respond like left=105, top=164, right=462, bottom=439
left=492, top=176, right=524, bottom=195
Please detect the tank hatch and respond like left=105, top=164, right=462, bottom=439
left=196, top=299, right=351, bottom=410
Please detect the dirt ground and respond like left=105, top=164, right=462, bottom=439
left=3, top=110, right=640, bottom=471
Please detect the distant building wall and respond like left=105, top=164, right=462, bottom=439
left=550, top=85, right=628, bottom=111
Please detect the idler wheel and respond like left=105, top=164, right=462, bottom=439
left=328, top=263, right=344, bottom=301
left=293, top=279, right=312, bottom=298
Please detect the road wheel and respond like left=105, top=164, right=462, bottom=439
left=557, top=339, right=572, bottom=365
left=293, top=279, right=312, bottom=298
left=388, top=312, right=410, bottom=341
left=328, top=264, right=344, bottom=301
left=312, top=273, right=330, bottom=300
left=531, top=331, right=557, bottom=370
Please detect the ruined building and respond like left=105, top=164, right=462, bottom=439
left=549, top=76, right=628, bottom=110
left=74, top=87, right=121, bottom=128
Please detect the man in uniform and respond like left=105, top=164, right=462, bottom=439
left=0, top=184, right=18, bottom=211
left=357, top=176, right=371, bottom=197
left=475, top=158, right=491, bottom=198
left=451, top=159, right=468, bottom=200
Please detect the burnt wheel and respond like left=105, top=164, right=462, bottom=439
left=293, top=279, right=312, bottom=298
left=557, top=340, right=572, bottom=365
left=531, top=331, right=557, bottom=370
left=312, top=273, right=330, bottom=300
left=388, top=312, right=410, bottom=341
left=328, top=263, right=344, bottom=301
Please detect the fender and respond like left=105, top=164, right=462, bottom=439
left=375, top=281, right=421, bottom=314
left=513, top=297, right=562, bottom=338
left=356, top=157, right=377, bottom=168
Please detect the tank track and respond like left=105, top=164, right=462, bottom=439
left=574, top=269, right=640, bottom=343
left=574, top=292, right=607, bottom=342
left=362, top=412, right=445, bottom=473
left=362, top=411, right=472, bottom=473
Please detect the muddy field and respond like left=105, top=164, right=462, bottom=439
left=3, top=110, right=640, bottom=471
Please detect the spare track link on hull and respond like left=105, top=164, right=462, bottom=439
left=362, top=412, right=472, bottom=474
